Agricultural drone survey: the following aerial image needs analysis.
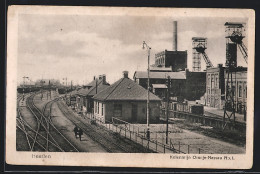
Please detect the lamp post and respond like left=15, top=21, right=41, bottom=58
left=143, top=41, right=151, bottom=140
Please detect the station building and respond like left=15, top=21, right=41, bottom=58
left=76, top=75, right=110, bottom=114
left=93, top=71, right=161, bottom=123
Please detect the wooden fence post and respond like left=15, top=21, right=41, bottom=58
left=156, top=140, right=157, bottom=152
left=179, top=141, right=181, bottom=154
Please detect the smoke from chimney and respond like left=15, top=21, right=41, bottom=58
left=173, top=21, right=178, bottom=51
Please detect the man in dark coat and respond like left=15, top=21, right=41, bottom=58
left=73, top=126, right=78, bottom=138
left=78, top=128, right=83, bottom=141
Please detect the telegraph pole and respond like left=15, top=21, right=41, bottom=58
left=22, top=76, right=28, bottom=101
left=166, top=75, right=170, bottom=144
left=143, top=41, right=151, bottom=140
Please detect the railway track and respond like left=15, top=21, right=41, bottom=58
left=16, top=92, right=79, bottom=152
left=171, top=110, right=245, bottom=127
left=56, top=100, right=131, bottom=153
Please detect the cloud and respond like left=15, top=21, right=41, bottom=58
left=17, top=14, right=248, bottom=84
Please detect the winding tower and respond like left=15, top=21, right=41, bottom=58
left=192, top=37, right=213, bottom=71
left=223, top=22, right=248, bottom=129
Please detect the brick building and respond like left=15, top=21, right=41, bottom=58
left=154, top=50, right=187, bottom=72
left=205, top=65, right=247, bottom=113
left=133, top=69, right=206, bottom=101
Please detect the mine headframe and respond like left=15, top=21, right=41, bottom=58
left=223, top=22, right=248, bottom=130
left=192, top=37, right=214, bottom=71
left=225, top=22, right=248, bottom=64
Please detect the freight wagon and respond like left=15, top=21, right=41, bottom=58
left=162, top=101, right=204, bottom=116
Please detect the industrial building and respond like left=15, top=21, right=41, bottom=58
left=205, top=65, right=247, bottom=114
left=134, top=69, right=206, bottom=101
left=93, top=71, right=161, bottom=123
left=154, top=50, right=187, bottom=72
left=133, top=21, right=206, bottom=101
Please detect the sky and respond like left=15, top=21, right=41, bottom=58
left=17, top=14, right=248, bottom=85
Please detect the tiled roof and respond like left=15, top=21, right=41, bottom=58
left=85, top=79, right=97, bottom=87
left=77, top=79, right=109, bottom=96
left=134, top=71, right=186, bottom=79
left=70, top=90, right=78, bottom=96
left=93, top=78, right=161, bottom=101
left=77, top=87, right=89, bottom=96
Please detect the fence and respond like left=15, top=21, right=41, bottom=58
left=77, top=111, right=206, bottom=154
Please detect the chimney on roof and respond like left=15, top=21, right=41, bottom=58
left=93, top=76, right=95, bottom=80
left=173, top=21, right=178, bottom=51
left=218, top=64, right=223, bottom=68
left=123, top=71, right=128, bottom=78
left=102, top=74, right=106, bottom=84
left=99, top=75, right=102, bottom=80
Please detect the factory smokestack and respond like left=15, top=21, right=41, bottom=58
left=173, top=21, right=178, bottom=51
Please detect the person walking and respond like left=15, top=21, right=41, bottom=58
left=78, top=128, right=83, bottom=141
left=73, top=126, right=78, bottom=138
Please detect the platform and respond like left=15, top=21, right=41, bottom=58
left=204, top=106, right=246, bottom=123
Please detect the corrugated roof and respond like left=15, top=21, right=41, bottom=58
left=134, top=71, right=186, bottom=79
left=93, top=78, right=161, bottom=101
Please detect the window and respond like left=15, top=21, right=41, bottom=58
left=244, top=86, right=247, bottom=98
left=207, top=75, right=211, bottom=86
left=232, top=85, right=236, bottom=96
left=114, top=104, right=122, bottom=117
left=97, top=102, right=99, bottom=114
left=95, top=101, right=97, bottom=113
left=238, top=85, right=242, bottom=97
left=215, top=76, right=218, bottom=88
left=211, top=75, right=214, bottom=88
left=142, top=108, right=145, bottom=114
left=102, top=103, right=104, bottom=115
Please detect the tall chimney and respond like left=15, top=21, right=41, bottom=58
left=173, top=21, right=178, bottom=51
left=123, top=71, right=128, bottom=78
left=102, top=74, right=106, bottom=84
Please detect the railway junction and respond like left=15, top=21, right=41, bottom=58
left=17, top=91, right=153, bottom=153
left=16, top=90, right=245, bottom=154
left=16, top=21, right=248, bottom=154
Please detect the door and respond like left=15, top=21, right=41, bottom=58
left=132, top=104, right=138, bottom=122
